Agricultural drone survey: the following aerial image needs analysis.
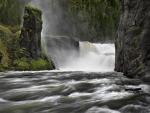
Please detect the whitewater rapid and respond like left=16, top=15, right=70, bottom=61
left=59, top=42, right=115, bottom=72
left=0, top=71, right=149, bottom=113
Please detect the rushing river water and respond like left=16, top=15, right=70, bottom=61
left=0, top=71, right=150, bottom=113
left=0, top=42, right=149, bottom=113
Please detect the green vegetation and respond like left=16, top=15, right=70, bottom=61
left=0, top=25, right=13, bottom=70
left=68, top=0, right=119, bottom=41
left=0, top=0, right=25, bottom=71
left=31, top=58, right=51, bottom=71
left=0, top=0, right=119, bottom=71
left=13, top=57, right=30, bottom=71
left=0, top=23, right=54, bottom=71
left=13, top=58, right=52, bottom=71
left=0, top=3, right=55, bottom=71
left=0, top=40, right=9, bottom=69
left=0, top=0, right=24, bottom=25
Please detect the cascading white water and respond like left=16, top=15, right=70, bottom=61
left=28, top=1, right=115, bottom=72
left=59, top=42, right=115, bottom=72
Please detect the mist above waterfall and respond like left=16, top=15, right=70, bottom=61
left=29, top=0, right=72, bottom=37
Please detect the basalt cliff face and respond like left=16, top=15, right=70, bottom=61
left=115, top=0, right=150, bottom=79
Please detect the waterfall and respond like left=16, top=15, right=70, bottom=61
left=28, top=1, right=115, bottom=72
left=59, top=42, right=115, bottom=72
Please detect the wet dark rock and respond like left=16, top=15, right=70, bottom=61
left=125, top=88, right=142, bottom=92
left=115, top=0, right=150, bottom=78
left=18, top=6, right=55, bottom=70
left=20, top=6, right=42, bottom=59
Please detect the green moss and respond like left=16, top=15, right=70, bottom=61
left=30, top=58, right=51, bottom=71
left=68, top=0, right=119, bottom=41
left=0, top=39, right=9, bottom=68
left=13, top=57, right=30, bottom=71
left=0, top=25, right=13, bottom=38
left=15, top=30, right=21, bottom=38
left=25, top=5, right=42, bottom=22
left=15, top=48, right=29, bottom=59
left=0, top=0, right=24, bottom=25
left=25, top=5, right=42, bottom=14
left=7, top=25, right=21, bottom=33
left=12, top=57, right=55, bottom=71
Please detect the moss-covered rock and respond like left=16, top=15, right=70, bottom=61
left=20, top=5, right=42, bottom=59
left=0, top=5, right=55, bottom=71
left=18, top=5, right=55, bottom=70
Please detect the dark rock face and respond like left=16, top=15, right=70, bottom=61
left=115, top=0, right=150, bottom=78
left=18, top=6, right=55, bottom=70
left=20, top=6, right=42, bottom=59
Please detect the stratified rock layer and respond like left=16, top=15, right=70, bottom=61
left=115, top=0, right=150, bottom=78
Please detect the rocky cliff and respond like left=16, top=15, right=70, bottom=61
left=115, top=0, right=150, bottom=79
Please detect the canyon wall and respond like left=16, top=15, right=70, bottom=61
left=115, top=0, right=150, bottom=79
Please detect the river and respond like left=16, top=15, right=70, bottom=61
left=0, top=43, right=150, bottom=113
left=0, top=71, right=150, bottom=113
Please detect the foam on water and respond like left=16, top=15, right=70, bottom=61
left=86, top=107, right=121, bottom=113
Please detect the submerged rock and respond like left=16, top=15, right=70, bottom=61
left=115, top=0, right=150, bottom=78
